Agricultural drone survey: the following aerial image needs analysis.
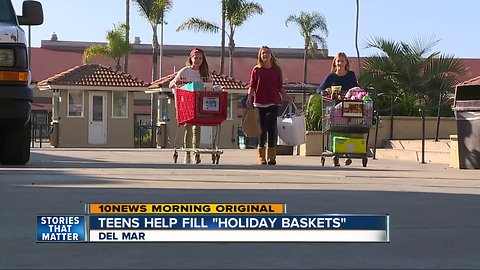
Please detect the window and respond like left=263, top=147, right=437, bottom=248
left=112, top=91, right=128, bottom=117
left=160, top=98, right=169, bottom=121
left=0, top=1, right=16, bottom=24
left=68, top=90, right=83, bottom=117
left=52, top=90, right=61, bottom=121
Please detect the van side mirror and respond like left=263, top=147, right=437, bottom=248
left=17, top=1, right=44, bottom=26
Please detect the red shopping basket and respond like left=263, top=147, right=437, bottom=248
left=175, top=88, right=228, bottom=126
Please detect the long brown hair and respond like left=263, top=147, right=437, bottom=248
left=186, top=47, right=210, bottom=80
left=330, top=52, right=351, bottom=72
left=255, top=46, right=283, bottom=81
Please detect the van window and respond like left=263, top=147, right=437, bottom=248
left=0, top=0, right=17, bottom=24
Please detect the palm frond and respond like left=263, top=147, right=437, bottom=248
left=285, top=14, right=299, bottom=27
left=229, top=2, right=263, bottom=26
left=361, top=36, right=468, bottom=115
left=82, top=45, right=109, bottom=64
left=176, top=17, right=220, bottom=33
left=410, top=34, right=440, bottom=56
left=285, top=11, right=328, bottom=58
left=134, top=0, right=172, bottom=26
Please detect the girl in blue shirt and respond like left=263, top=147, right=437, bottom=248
left=317, top=52, right=358, bottom=97
left=318, top=52, right=359, bottom=166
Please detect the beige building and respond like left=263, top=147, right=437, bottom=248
left=37, top=64, right=147, bottom=147
left=34, top=63, right=311, bottom=149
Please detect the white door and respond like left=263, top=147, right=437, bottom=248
left=200, top=126, right=212, bottom=147
left=88, top=92, right=107, bottom=144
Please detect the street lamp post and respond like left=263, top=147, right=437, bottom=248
left=28, top=26, right=31, bottom=69
left=159, top=17, right=168, bottom=121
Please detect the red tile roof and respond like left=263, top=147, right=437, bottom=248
left=147, top=70, right=248, bottom=90
left=37, top=64, right=146, bottom=88
left=458, top=75, right=480, bottom=85
left=211, top=71, right=248, bottom=89
left=148, top=73, right=177, bottom=89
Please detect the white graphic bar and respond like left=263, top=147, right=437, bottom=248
left=89, top=230, right=388, bottom=242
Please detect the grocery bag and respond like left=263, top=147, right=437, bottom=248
left=277, top=103, right=306, bottom=146
left=242, top=108, right=261, bottom=137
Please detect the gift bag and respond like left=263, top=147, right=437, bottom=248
left=277, top=103, right=306, bottom=146
left=242, top=108, right=261, bottom=137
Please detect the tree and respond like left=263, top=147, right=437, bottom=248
left=285, top=11, right=328, bottom=84
left=134, top=0, right=172, bottom=81
left=176, top=0, right=263, bottom=77
left=83, top=23, right=131, bottom=72
left=359, top=36, right=467, bottom=116
left=134, top=0, right=172, bottom=147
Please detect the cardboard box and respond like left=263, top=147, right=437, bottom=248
left=181, top=82, right=204, bottom=91
left=332, top=137, right=367, bottom=154
left=329, top=132, right=364, bottom=150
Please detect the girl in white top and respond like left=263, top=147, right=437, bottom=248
left=169, top=48, right=210, bottom=164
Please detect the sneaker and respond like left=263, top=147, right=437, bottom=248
left=345, top=158, right=352, bottom=166
left=184, top=153, right=191, bottom=164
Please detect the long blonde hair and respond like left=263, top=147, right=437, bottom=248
left=255, top=46, right=283, bottom=81
left=330, top=52, right=351, bottom=73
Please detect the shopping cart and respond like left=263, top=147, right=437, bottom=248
left=173, top=88, right=228, bottom=164
left=320, top=97, right=374, bottom=167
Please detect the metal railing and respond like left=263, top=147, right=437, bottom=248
left=31, top=122, right=50, bottom=148
left=371, top=92, right=453, bottom=164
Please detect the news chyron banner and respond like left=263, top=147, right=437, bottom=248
left=37, top=203, right=389, bottom=243
left=37, top=215, right=86, bottom=242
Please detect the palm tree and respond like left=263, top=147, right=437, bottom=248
left=285, top=11, right=328, bottom=84
left=359, top=35, right=467, bottom=116
left=134, top=0, right=172, bottom=147
left=176, top=0, right=263, bottom=77
left=134, top=0, right=172, bottom=81
left=83, top=23, right=131, bottom=72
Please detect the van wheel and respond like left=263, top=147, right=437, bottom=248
left=0, top=120, right=31, bottom=165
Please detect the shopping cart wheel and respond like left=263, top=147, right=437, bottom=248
left=211, top=153, right=216, bottom=164
left=362, top=157, right=368, bottom=167
left=194, top=153, right=201, bottom=164
left=321, top=156, right=325, bottom=167
left=173, top=151, right=178, bottom=163
left=333, top=156, right=340, bottom=167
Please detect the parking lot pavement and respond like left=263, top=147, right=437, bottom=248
left=1, top=148, right=479, bottom=269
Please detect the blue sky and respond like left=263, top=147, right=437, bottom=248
left=12, top=0, right=480, bottom=58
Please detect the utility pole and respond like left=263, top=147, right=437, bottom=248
left=124, top=0, right=129, bottom=73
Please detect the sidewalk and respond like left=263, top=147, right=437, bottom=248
left=1, top=148, right=479, bottom=269
left=23, top=147, right=479, bottom=194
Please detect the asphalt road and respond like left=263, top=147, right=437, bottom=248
left=1, top=148, right=479, bottom=269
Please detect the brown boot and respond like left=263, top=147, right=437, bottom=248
left=258, top=147, right=267, bottom=165
left=267, top=147, right=276, bottom=165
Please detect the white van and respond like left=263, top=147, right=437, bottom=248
left=0, top=0, right=43, bottom=165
